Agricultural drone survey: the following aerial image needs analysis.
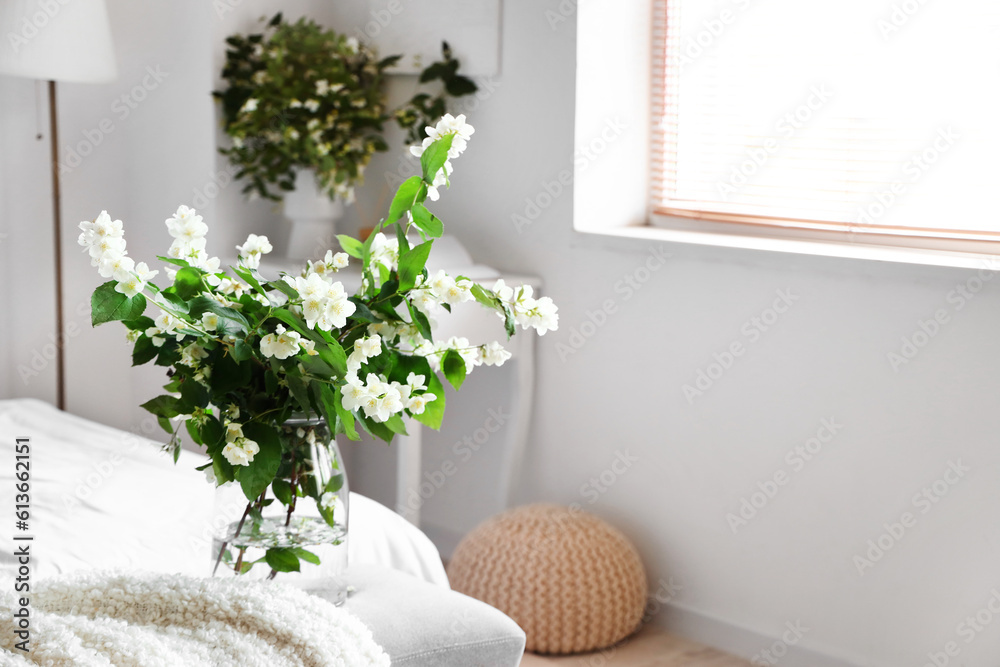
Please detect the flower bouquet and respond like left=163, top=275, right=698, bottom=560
left=78, top=116, right=557, bottom=579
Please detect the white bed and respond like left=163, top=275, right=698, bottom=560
left=0, top=399, right=448, bottom=587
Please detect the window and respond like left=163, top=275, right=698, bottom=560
left=650, top=0, right=1000, bottom=257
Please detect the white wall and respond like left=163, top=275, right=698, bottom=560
left=2, top=1, right=1000, bottom=665
left=0, top=76, right=57, bottom=403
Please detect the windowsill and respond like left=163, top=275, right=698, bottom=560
left=575, top=222, right=1000, bottom=273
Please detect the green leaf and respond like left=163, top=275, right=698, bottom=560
left=398, top=241, right=433, bottom=292
left=230, top=265, right=266, bottom=296
left=264, top=547, right=300, bottom=573
left=158, top=289, right=189, bottom=314
left=179, top=378, right=208, bottom=409
left=272, top=478, right=293, bottom=506
left=233, top=339, right=254, bottom=362
left=305, top=334, right=346, bottom=378
left=293, top=547, right=321, bottom=566
left=441, top=349, right=467, bottom=390
left=173, top=267, right=204, bottom=300
left=210, top=353, right=252, bottom=395
left=359, top=414, right=396, bottom=443
left=406, top=301, right=433, bottom=343
left=268, top=279, right=299, bottom=301
left=383, top=414, right=408, bottom=436
left=270, top=309, right=309, bottom=336
left=286, top=374, right=311, bottom=413
left=410, top=204, right=444, bottom=239
left=330, top=385, right=359, bottom=441
left=416, top=371, right=447, bottom=430
left=185, top=419, right=203, bottom=445
left=347, top=298, right=377, bottom=323
left=188, top=296, right=249, bottom=335
left=325, top=473, right=344, bottom=494
left=420, top=134, right=455, bottom=184
left=337, top=234, right=364, bottom=259
left=237, top=423, right=282, bottom=501
left=386, top=176, right=425, bottom=226
left=91, top=282, right=147, bottom=326
left=123, top=315, right=155, bottom=331
left=157, top=256, right=191, bottom=269
left=132, top=336, right=158, bottom=366
left=140, top=395, right=184, bottom=419
left=212, top=453, right=235, bottom=484
left=200, top=416, right=225, bottom=455
left=445, top=74, right=478, bottom=97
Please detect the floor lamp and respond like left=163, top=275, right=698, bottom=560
left=0, top=0, right=117, bottom=410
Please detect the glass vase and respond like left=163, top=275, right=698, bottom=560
left=212, top=414, right=350, bottom=604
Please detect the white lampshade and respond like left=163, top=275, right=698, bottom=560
left=0, top=0, right=116, bottom=83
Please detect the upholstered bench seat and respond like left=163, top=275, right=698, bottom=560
left=319, top=565, right=526, bottom=666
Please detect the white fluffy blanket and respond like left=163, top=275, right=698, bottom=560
left=0, top=571, right=390, bottom=667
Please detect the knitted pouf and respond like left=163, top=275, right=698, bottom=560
left=447, top=504, right=647, bottom=655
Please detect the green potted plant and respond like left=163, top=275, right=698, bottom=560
left=216, top=13, right=478, bottom=260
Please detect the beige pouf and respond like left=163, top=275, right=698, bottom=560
left=447, top=504, right=647, bottom=655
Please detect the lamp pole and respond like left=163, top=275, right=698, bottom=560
left=48, top=80, right=66, bottom=410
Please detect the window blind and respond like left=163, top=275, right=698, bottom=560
left=651, top=0, right=1000, bottom=245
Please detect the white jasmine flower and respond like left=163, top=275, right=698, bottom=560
left=201, top=312, right=220, bottom=331
left=405, top=392, right=436, bottom=415
left=88, top=235, right=126, bottom=263
left=345, top=37, right=359, bottom=54
left=78, top=210, right=124, bottom=251
left=260, top=324, right=301, bottom=360
left=165, top=206, right=208, bottom=241
left=491, top=280, right=559, bottom=335
left=300, top=338, right=318, bottom=356
left=523, top=296, right=559, bottom=334
left=225, top=421, right=244, bottom=444
left=369, top=233, right=399, bottom=271
left=289, top=99, right=303, bottom=109
left=427, top=113, right=475, bottom=158
left=367, top=320, right=397, bottom=340
left=304, top=99, right=320, bottom=113
left=442, top=277, right=473, bottom=306
left=479, top=341, right=512, bottom=366
left=355, top=334, right=381, bottom=359
left=320, top=491, right=337, bottom=510
left=179, top=342, right=208, bottom=367
left=406, top=372, right=427, bottom=392
left=114, top=262, right=149, bottom=298
left=296, top=272, right=332, bottom=300
left=236, top=234, right=272, bottom=269
left=322, top=292, right=355, bottom=329
left=99, top=253, right=134, bottom=279
left=315, top=79, right=330, bottom=96
left=341, top=379, right=369, bottom=412
left=241, top=98, right=258, bottom=114
left=222, top=438, right=258, bottom=466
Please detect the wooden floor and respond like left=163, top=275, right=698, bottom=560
left=519, top=626, right=751, bottom=667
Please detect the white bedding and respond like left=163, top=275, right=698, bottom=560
left=0, top=399, right=448, bottom=587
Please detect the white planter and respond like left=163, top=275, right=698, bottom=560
left=283, top=169, right=345, bottom=260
